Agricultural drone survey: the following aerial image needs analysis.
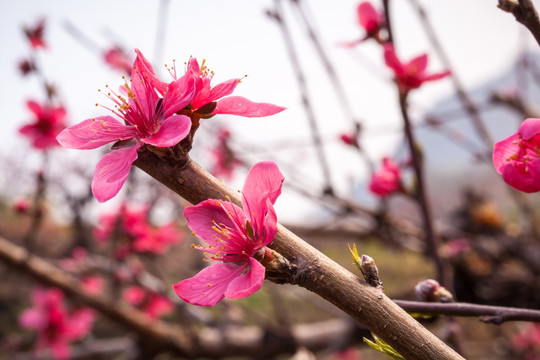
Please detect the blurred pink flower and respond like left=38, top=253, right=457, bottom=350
left=93, top=203, right=182, bottom=259
left=174, top=161, right=284, bottom=306
left=341, top=2, right=385, bottom=47
left=19, top=288, right=95, bottom=360
left=512, top=323, right=540, bottom=359
left=186, top=58, right=286, bottom=118
left=57, top=49, right=195, bottom=202
left=369, top=157, right=401, bottom=197
left=123, top=286, right=173, bottom=320
left=13, top=198, right=31, bottom=214
left=493, top=118, right=540, bottom=193
left=23, top=18, right=46, bottom=49
left=19, top=100, right=67, bottom=150
left=103, top=46, right=133, bottom=74
left=340, top=132, right=359, bottom=148
left=211, top=127, right=242, bottom=180
left=383, top=44, right=450, bottom=92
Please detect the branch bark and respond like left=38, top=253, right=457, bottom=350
left=133, top=150, right=465, bottom=360
left=499, top=0, right=540, bottom=47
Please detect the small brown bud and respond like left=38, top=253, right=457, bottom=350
left=361, top=254, right=383, bottom=288
left=415, top=279, right=454, bottom=303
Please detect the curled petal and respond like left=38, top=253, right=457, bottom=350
left=173, top=262, right=248, bottom=306
left=225, top=257, right=266, bottom=299
left=133, top=49, right=168, bottom=94
left=141, top=115, right=191, bottom=147
left=163, top=73, right=198, bottom=118
left=213, top=96, right=286, bottom=117
left=519, top=118, right=540, bottom=140
left=57, top=116, right=138, bottom=150
left=91, top=143, right=141, bottom=202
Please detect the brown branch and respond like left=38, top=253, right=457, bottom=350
left=395, top=300, right=540, bottom=325
left=499, top=0, right=540, bottom=47
left=134, top=151, right=465, bottom=360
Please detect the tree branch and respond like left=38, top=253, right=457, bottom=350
left=134, top=151, right=465, bottom=360
left=499, top=0, right=540, bottom=48
left=395, top=300, right=540, bottom=325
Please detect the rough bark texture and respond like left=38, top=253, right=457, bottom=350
left=134, top=150, right=465, bottom=360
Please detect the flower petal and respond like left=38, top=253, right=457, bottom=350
left=241, top=161, right=283, bottom=244
left=184, top=200, right=245, bottom=248
left=406, top=53, right=428, bottom=75
left=133, top=49, right=168, bottom=94
left=56, top=116, right=138, bottom=150
left=225, top=257, right=265, bottom=299
left=492, top=133, right=519, bottom=174
left=91, top=143, right=141, bottom=202
left=422, top=70, right=451, bottom=83
left=67, top=308, right=95, bottom=340
left=141, top=115, right=191, bottom=147
left=213, top=96, right=286, bottom=117
left=383, top=44, right=403, bottom=74
left=500, top=163, right=540, bottom=193
left=173, top=262, right=247, bottom=306
left=26, top=100, right=43, bottom=117
left=519, top=118, right=540, bottom=140
left=208, top=78, right=240, bottom=102
left=357, top=2, right=379, bottom=33
left=19, top=308, right=47, bottom=330
left=163, top=72, right=198, bottom=118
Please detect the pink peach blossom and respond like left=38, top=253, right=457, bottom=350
left=210, top=127, right=242, bottom=180
left=93, top=203, right=182, bottom=259
left=19, top=100, right=67, bottom=150
left=19, top=288, right=95, bottom=360
left=174, top=161, right=284, bottom=306
left=369, top=157, right=401, bottom=197
left=383, top=44, right=450, bottom=92
left=57, top=49, right=195, bottom=202
left=123, top=286, right=173, bottom=320
left=493, top=118, right=540, bottom=193
left=103, top=46, right=133, bottom=74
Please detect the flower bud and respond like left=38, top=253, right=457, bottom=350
left=415, top=279, right=454, bottom=303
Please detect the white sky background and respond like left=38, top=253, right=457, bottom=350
left=1, top=0, right=538, bottom=223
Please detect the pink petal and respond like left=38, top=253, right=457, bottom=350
left=500, top=163, right=540, bottom=193
left=67, top=308, right=95, bottom=340
left=260, top=198, right=278, bottom=246
left=241, top=161, right=283, bottom=244
left=492, top=133, right=519, bottom=174
left=209, top=78, right=240, bottom=102
left=383, top=44, right=404, bottom=74
left=26, top=100, right=42, bottom=117
left=133, top=49, right=168, bottom=94
left=91, top=143, right=141, bottom=202
left=406, top=53, right=428, bottom=75
left=422, top=70, right=451, bottom=83
left=56, top=116, right=138, bottom=149
left=184, top=200, right=245, bottom=248
left=51, top=341, right=71, bottom=360
left=357, top=2, right=379, bottom=32
left=519, top=118, right=540, bottom=140
left=141, top=115, right=191, bottom=147
left=163, top=73, right=197, bottom=118
left=242, top=161, right=284, bottom=207
left=173, top=262, right=247, bottom=306
left=225, top=257, right=265, bottom=299
left=213, top=96, right=286, bottom=117
left=19, top=308, right=47, bottom=330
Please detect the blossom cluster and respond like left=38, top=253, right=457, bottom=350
left=57, top=49, right=285, bottom=202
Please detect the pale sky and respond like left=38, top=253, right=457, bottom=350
left=1, top=0, right=537, bottom=222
